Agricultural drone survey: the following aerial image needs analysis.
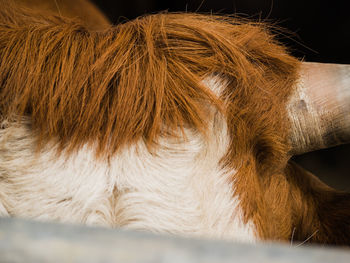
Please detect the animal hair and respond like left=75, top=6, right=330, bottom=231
left=3, top=0, right=350, bottom=246
left=0, top=2, right=299, bottom=159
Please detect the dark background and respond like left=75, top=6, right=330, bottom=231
left=92, top=0, right=350, bottom=191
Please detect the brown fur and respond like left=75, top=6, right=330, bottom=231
left=285, top=163, right=350, bottom=245
left=15, top=0, right=110, bottom=30
left=0, top=1, right=297, bottom=156
left=1, top=0, right=349, bottom=245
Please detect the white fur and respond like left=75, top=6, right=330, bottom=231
left=0, top=77, right=257, bottom=242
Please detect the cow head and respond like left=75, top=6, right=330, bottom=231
left=0, top=0, right=349, bottom=245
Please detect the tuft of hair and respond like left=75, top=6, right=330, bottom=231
left=0, top=1, right=299, bottom=157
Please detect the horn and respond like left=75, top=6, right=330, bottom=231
left=288, top=62, right=350, bottom=155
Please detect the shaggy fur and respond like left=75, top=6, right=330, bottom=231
left=0, top=2, right=297, bottom=157
left=0, top=0, right=349, bottom=245
left=14, top=0, right=110, bottom=30
left=0, top=77, right=257, bottom=242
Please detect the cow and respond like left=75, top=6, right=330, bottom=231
left=0, top=0, right=349, bottom=245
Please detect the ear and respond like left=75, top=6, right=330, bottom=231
left=286, top=162, right=350, bottom=245
left=315, top=188, right=350, bottom=245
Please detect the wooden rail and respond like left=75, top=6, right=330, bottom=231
left=1, top=217, right=350, bottom=263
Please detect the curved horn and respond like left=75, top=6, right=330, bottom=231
left=288, top=62, right=350, bottom=155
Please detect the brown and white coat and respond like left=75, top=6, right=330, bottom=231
left=0, top=0, right=349, bottom=245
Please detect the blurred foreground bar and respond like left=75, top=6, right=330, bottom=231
left=1, top=217, right=350, bottom=263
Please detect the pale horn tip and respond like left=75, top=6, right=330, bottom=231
left=288, top=62, right=350, bottom=155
